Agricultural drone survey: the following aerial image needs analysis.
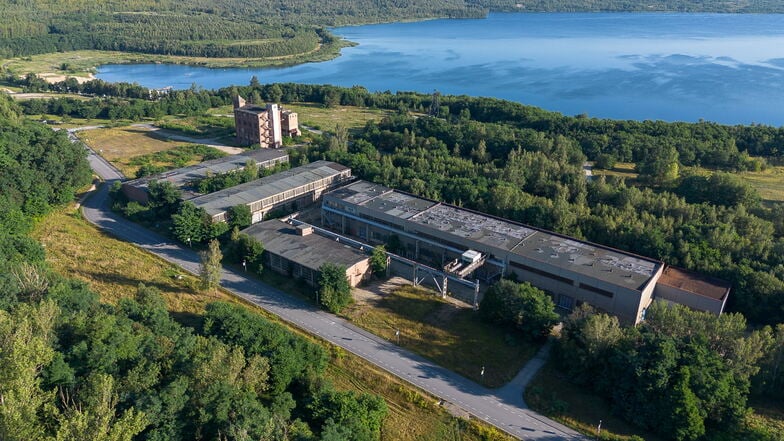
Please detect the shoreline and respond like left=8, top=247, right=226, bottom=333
left=1, top=38, right=355, bottom=83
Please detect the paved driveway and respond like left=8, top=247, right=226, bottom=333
left=79, top=144, right=587, bottom=441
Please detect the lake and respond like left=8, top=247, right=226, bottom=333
left=96, top=13, right=784, bottom=125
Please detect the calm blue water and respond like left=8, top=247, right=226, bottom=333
left=97, top=13, right=784, bottom=125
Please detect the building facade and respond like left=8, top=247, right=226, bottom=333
left=242, top=220, right=370, bottom=287
left=322, top=180, right=729, bottom=324
left=190, top=161, right=352, bottom=224
left=121, top=149, right=289, bottom=203
left=233, top=95, right=300, bottom=148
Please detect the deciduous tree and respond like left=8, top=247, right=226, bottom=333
left=200, top=239, right=223, bottom=292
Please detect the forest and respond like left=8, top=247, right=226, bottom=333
left=3, top=0, right=783, bottom=59
left=18, top=78, right=784, bottom=328
left=485, top=0, right=784, bottom=13
left=0, top=93, right=389, bottom=440
left=12, top=78, right=784, bottom=438
left=0, top=0, right=487, bottom=58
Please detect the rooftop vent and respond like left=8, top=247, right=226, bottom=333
left=297, top=225, right=313, bottom=236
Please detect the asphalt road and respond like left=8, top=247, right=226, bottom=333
left=79, top=146, right=588, bottom=441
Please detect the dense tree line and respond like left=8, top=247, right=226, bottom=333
left=479, top=279, right=559, bottom=340
left=0, top=8, right=327, bottom=58
left=25, top=80, right=784, bottom=172
left=3, top=0, right=782, bottom=60
left=484, top=0, right=784, bottom=13
left=64, top=82, right=784, bottom=326
left=554, top=302, right=784, bottom=440
left=0, top=0, right=494, bottom=59
left=0, top=92, right=389, bottom=440
left=307, top=111, right=784, bottom=326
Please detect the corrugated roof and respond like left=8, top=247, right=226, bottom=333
left=190, top=161, right=350, bottom=217
left=658, top=266, right=730, bottom=300
left=242, top=220, right=368, bottom=271
left=123, top=149, right=289, bottom=198
left=326, top=180, right=662, bottom=290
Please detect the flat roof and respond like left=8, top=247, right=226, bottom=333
left=123, top=149, right=289, bottom=198
left=242, top=220, right=368, bottom=271
left=327, top=180, right=662, bottom=290
left=658, top=266, right=730, bottom=301
left=190, top=161, right=350, bottom=217
left=236, top=103, right=270, bottom=114
left=511, top=232, right=658, bottom=290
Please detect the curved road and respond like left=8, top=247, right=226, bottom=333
left=80, top=146, right=587, bottom=441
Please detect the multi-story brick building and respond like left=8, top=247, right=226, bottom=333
left=233, top=95, right=300, bottom=148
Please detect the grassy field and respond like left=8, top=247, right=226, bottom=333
left=734, top=166, right=784, bottom=202
left=24, top=113, right=122, bottom=129
left=525, top=361, right=665, bottom=441
left=32, top=203, right=513, bottom=441
left=157, top=115, right=235, bottom=136
left=78, top=126, right=206, bottom=176
left=592, top=161, right=784, bottom=202
left=0, top=80, right=24, bottom=92
left=748, top=398, right=784, bottom=440
left=286, top=103, right=391, bottom=132
left=343, top=285, right=541, bottom=388
left=328, top=351, right=513, bottom=441
left=208, top=102, right=391, bottom=133
left=679, top=164, right=784, bottom=203
left=592, top=162, right=639, bottom=181
left=32, top=206, right=230, bottom=326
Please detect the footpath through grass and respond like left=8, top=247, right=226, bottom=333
left=32, top=204, right=514, bottom=441
left=344, top=284, right=541, bottom=388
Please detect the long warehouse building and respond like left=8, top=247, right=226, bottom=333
left=122, top=149, right=289, bottom=202
left=322, top=180, right=729, bottom=324
left=191, top=160, right=351, bottom=224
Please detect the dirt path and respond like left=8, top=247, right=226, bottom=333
left=130, top=123, right=243, bottom=155
left=352, top=276, right=411, bottom=307
left=351, top=276, right=474, bottom=326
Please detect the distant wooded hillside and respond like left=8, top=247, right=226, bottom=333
left=1, top=0, right=781, bottom=59
left=485, top=0, right=784, bottom=13
left=0, top=0, right=488, bottom=58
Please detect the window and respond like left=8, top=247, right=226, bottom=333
left=509, top=261, right=573, bottom=285
left=557, top=295, right=574, bottom=310
left=579, top=283, right=614, bottom=298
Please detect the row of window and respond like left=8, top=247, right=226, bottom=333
left=509, top=261, right=615, bottom=299
left=509, top=261, right=573, bottom=285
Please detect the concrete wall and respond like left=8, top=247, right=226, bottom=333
left=322, top=206, right=659, bottom=323
left=235, top=110, right=264, bottom=146
left=505, top=254, right=646, bottom=325
left=121, top=183, right=150, bottom=204
left=265, top=249, right=370, bottom=288
left=653, top=284, right=725, bottom=315
left=346, top=259, right=371, bottom=288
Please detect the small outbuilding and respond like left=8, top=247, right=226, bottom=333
left=653, top=266, right=730, bottom=315
left=242, top=220, right=370, bottom=287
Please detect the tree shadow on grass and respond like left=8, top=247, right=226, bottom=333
left=367, top=291, right=539, bottom=387
left=171, top=310, right=204, bottom=331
